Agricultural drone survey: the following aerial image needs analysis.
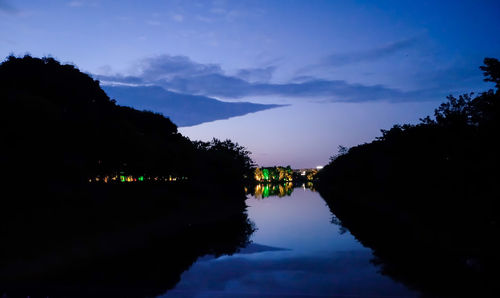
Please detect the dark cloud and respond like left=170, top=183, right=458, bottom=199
left=97, top=54, right=430, bottom=103
left=160, top=75, right=422, bottom=102
left=236, top=66, right=276, bottom=83
left=138, top=55, right=223, bottom=81
left=162, top=73, right=250, bottom=97
left=102, top=85, right=284, bottom=127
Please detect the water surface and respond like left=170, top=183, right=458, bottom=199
left=161, top=186, right=418, bottom=297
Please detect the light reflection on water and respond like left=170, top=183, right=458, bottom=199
left=249, top=182, right=315, bottom=199
left=160, top=188, right=418, bottom=297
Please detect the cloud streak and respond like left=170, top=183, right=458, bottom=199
left=296, top=37, right=418, bottom=76
left=323, top=38, right=417, bottom=67
left=96, top=54, right=431, bottom=103
left=136, top=55, right=223, bottom=80
left=67, top=1, right=84, bottom=8
left=0, top=0, right=18, bottom=14
left=236, top=66, right=275, bottom=83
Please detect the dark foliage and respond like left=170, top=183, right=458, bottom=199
left=0, top=55, right=254, bottom=186
left=191, top=138, right=256, bottom=191
left=0, top=55, right=255, bottom=296
left=317, top=58, right=500, bottom=296
left=0, top=55, right=185, bottom=184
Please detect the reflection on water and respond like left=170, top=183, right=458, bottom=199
left=320, top=188, right=500, bottom=297
left=248, top=182, right=315, bottom=199
left=2, top=185, right=443, bottom=297
left=161, top=187, right=418, bottom=297
left=0, top=187, right=254, bottom=297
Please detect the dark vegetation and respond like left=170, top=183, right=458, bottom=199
left=318, top=58, right=500, bottom=297
left=0, top=55, right=255, bottom=297
left=0, top=55, right=254, bottom=186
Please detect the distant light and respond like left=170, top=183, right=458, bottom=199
left=316, top=166, right=323, bottom=170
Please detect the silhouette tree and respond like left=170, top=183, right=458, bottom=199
left=0, top=55, right=257, bottom=296
left=317, top=57, right=500, bottom=297
left=480, top=57, right=500, bottom=89
left=0, top=55, right=255, bottom=188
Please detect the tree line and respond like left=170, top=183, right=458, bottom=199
left=0, top=55, right=254, bottom=192
left=317, top=58, right=500, bottom=296
left=0, top=55, right=256, bottom=296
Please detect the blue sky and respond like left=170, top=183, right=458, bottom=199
left=2, top=0, right=499, bottom=167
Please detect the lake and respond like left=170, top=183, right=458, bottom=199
left=160, top=185, right=418, bottom=297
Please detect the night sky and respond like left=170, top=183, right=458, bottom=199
left=2, top=0, right=499, bottom=168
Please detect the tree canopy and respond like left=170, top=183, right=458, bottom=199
left=317, top=57, right=500, bottom=296
left=0, top=55, right=253, bottom=187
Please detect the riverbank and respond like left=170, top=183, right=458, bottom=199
left=317, top=58, right=500, bottom=297
left=318, top=185, right=499, bottom=297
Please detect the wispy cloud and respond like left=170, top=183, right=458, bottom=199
left=210, top=7, right=227, bottom=15
left=67, top=1, right=84, bottom=8
left=146, top=20, right=161, bottom=26
left=172, top=14, right=184, bottom=22
left=96, top=54, right=436, bottom=103
left=195, top=15, right=214, bottom=23
left=137, top=55, right=223, bottom=80
left=236, top=66, right=275, bottom=83
left=298, top=37, right=418, bottom=75
left=0, top=0, right=19, bottom=14
left=67, top=1, right=100, bottom=8
left=324, top=38, right=417, bottom=67
left=208, top=5, right=243, bottom=22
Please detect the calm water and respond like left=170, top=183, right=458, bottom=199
left=160, top=187, right=418, bottom=297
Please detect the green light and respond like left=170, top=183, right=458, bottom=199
left=120, top=175, right=125, bottom=182
left=263, top=184, right=270, bottom=197
left=138, top=176, right=144, bottom=181
left=262, top=168, right=270, bottom=181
